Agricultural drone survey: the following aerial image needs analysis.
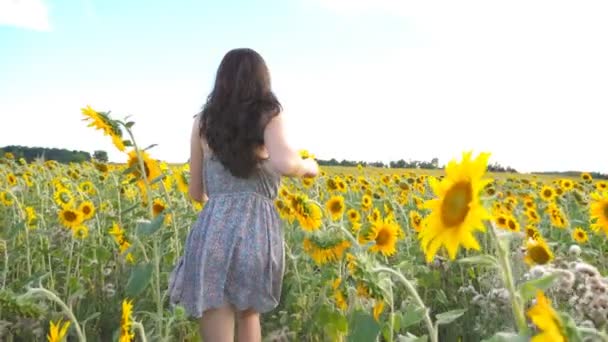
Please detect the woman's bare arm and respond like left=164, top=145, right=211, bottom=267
left=264, top=114, right=318, bottom=178
left=188, top=116, right=206, bottom=202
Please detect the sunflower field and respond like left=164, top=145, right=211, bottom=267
left=1, top=106, right=608, bottom=342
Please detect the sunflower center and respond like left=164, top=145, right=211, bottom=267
left=375, top=227, right=391, bottom=245
left=64, top=211, right=77, bottom=222
left=528, top=245, right=551, bottom=264
left=153, top=203, right=165, bottom=215
left=543, top=189, right=552, bottom=198
left=508, top=220, right=517, bottom=231
left=603, top=203, right=608, bottom=220
left=440, top=181, right=472, bottom=227
left=83, top=206, right=91, bottom=215
left=330, top=201, right=343, bottom=213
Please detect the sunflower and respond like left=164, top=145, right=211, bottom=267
left=58, top=207, right=83, bottom=229
left=6, top=173, right=17, bottom=186
left=590, top=191, right=608, bottom=234
left=152, top=198, right=166, bottom=216
left=78, top=181, right=96, bottom=195
left=54, top=189, right=74, bottom=208
left=524, top=236, right=554, bottom=266
left=3, top=152, right=14, bottom=159
left=418, top=151, right=491, bottom=262
left=367, top=217, right=401, bottom=256
left=527, top=291, right=566, bottom=342
left=525, top=225, right=540, bottom=239
left=326, top=178, right=339, bottom=192
left=81, top=105, right=126, bottom=152
left=72, top=225, right=89, bottom=239
left=373, top=300, right=385, bottom=322
left=126, top=149, right=161, bottom=184
left=559, top=179, right=574, bottom=191
left=47, top=319, right=71, bottom=342
left=409, top=210, right=423, bottom=232
left=175, top=168, right=189, bottom=194
left=361, top=194, right=372, bottom=210
left=290, top=194, right=323, bottom=231
left=547, top=203, right=568, bottom=229
left=0, top=191, right=13, bottom=206
left=25, top=206, right=37, bottom=227
left=525, top=208, right=541, bottom=224
left=539, top=186, right=555, bottom=202
left=302, top=177, right=314, bottom=188
left=346, top=209, right=362, bottom=231
left=572, top=227, right=588, bottom=243
left=120, top=299, right=135, bottom=342
left=302, top=238, right=350, bottom=265
left=494, top=212, right=509, bottom=230
left=78, top=201, right=96, bottom=221
left=581, top=172, right=592, bottom=182
left=596, top=181, right=608, bottom=192
left=326, top=195, right=345, bottom=221
left=506, top=217, right=520, bottom=232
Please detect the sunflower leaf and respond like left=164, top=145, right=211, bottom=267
left=435, top=309, right=467, bottom=325
left=143, top=144, right=158, bottom=151
left=121, top=203, right=140, bottom=216
left=347, top=310, right=380, bottom=342
left=519, top=273, right=559, bottom=302
left=150, top=174, right=166, bottom=185
left=457, top=255, right=498, bottom=268
left=125, top=121, right=135, bottom=128
left=125, top=262, right=153, bottom=297
left=401, top=306, right=426, bottom=328
left=121, top=165, right=138, bottom=175
left=123, top=140, right=133, bottom=147
left=136, top=214, right=165, bottom=237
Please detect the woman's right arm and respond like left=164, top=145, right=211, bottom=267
left=264, top=114, right=318, bottom=178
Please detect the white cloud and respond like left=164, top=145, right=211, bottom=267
left=0, top=0, right=51, bottom=31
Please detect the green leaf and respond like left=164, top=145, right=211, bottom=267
left=392, top=312, right=402, bottom=333
left=401, top=306, right=426, bottom=328
left=121, top=203, right=140, bottom=216
left=348, top=310, right=380, bottom=342
left=144, top=144, right=158, bottom=151
left=125, top=121, right=135, bottom=128
left=121, top=165, right=138, bottom=175
left=558, top=312, right=584, bottom=342
left=125, top=262, right=153, bottom=297
left=95, top=246, right=112, bottom=262
left=519, top=273, right=558, bottom=302
left=136, top=213, right=165, bottom=237
left=481, top=332, right=528, bottom=342
left=150, top=174, right=166, bottom=185
left=123, top=140, right=133, bottom=147
left=435, top=309, right=467, bottom=325
left=457, top=255, right=498, bottom=268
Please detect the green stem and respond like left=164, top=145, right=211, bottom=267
left=123, top=124, right=163, bottom=338
left=23, top=287, right=86, bottom=342
left=374, top=266, right=437, bottom=342
left=66, top=237, right=75, bottom=299
left=133, top=321, right=149, bottom=342
left=486, top=222, right=528, bottom=335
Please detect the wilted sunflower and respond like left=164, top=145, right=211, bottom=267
left=367, top=217, right=401, bottom=257
left=302, top=238, right=350, bottom=265
left=590, top=191, right=608, bottom=234
left=418, top=151, right=491, bottom=262
left=127, top=149, right=161, bottom=184
left=539, top=185, right=555, bottom=202
left=78, top=201, right=96, bottom=221
left=527, top=291, right=566, bottom=342
left=58, top=207, right=83, bottom=229
left=572, top=227, right=588, bottom=243
left=524, top=236, right=554, bottom=266
left=325, top=195, right=345, bottom=221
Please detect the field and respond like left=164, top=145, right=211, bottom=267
left=1, top=107, right=608, bottom=342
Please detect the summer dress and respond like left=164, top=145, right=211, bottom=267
left=168, top=146, right=284, bottom=318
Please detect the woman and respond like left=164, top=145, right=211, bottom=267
left=168, top=48, right=318, bottom=341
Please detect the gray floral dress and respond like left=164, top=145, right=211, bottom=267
left=168, top=148, right=284, bottom=318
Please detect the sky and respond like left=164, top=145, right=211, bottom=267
left=1, top=0, right=607, bottom=173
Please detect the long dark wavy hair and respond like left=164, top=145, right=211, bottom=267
left=199, top=48, right=282, bottom=178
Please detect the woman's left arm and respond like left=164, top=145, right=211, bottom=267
left=188, top=116, right=206, bottom=202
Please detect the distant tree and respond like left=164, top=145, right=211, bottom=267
left=93, top=150, right=109, bottom=162
left=0, top=145, right=91, bottom=164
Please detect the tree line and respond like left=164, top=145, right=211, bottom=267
left=0, top=146, right=109, bottom=164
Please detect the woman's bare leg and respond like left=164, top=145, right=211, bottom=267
left=236, top=308, right=261, bottom=342
left=199, top=304, right=235, bottom=342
